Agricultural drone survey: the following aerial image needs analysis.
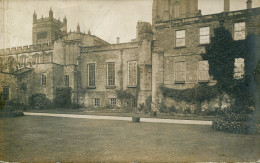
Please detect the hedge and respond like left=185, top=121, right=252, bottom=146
left=0, top=110, right=24, bottom=118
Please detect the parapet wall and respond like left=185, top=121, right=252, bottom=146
left=0, top=43, right=54, bottom=56
left=154, top=7, right=260, bottom=28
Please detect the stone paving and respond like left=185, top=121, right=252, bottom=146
left=24, top=112, right=212, bottom=125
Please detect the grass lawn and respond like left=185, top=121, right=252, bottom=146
left=0, top=116, right=259, bottom=162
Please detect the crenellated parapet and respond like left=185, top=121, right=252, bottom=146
left=0, top=43, right=54, bottom=56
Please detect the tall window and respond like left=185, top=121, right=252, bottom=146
left=198, top=60, right=210, bottom=82
left=2, top=87, right=9, bottom=100
left=65, top=75, right=69, bottom=86
left=93, top=98, right=100, bottom=107
left=234, top=22, right=246, bottom=40
left=176, top=30, right=185, bottom=47
left=174, top=1, right=180, bottom=18
left=175, top=61, right=186, bottom=83
left=107, top=62, right=115, bottom=86
left=109, top=98, right=117, bottom=107
left=21, top=56, right=27, bottom=66
left=200, top=27, right=210, bottom=44
left=42, top=73, right=47, bottom=86
left=88, top=63, right=95, bottom=87
left=234, top=58, right=245, bottom=79
left=128, top=61, right=137, bottom=86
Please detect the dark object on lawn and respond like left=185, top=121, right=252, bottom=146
left=151, top=111, right=157, bottom=117
left=132, top=117, right=140, bottom=123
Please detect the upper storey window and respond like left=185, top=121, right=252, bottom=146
left=37, top=31, right=48, bottom=39
left=174, top=1, right=180, bottom=18
left=200, top=27, right=210, bottom=44
left=234, top=22, right=246, bottom=40
left=176, top=30, right=185, bottom=47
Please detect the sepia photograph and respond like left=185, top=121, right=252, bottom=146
left=0, top=0, right=260, bottom=162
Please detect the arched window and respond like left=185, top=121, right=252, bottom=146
left=8, top=56, right=16, bottom=72
left=33, top=54, right=40, bottom=64
left=20, top=55, right=27, bottom=66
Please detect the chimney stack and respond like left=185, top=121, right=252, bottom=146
left=116, top=37, right=120, bottom=44
left=224, top=0, right=230, bottom=12
left=247, top=0, right=252, bottom=9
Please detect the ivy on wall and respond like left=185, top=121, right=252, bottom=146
left=161, top=27, right=259, bottom=112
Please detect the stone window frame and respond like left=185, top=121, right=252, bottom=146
left=174, top=61, right=186, bottom=84
left=41, top=73, right=47, bottom=86
left=127, top=60, right=138, bottom=87
left=20, top=55, right=28, bottom=66
left=107, top=62, right=116, bottom=86
left=234, top=22, right=246, bottom=41
left=93, top=98, right=101, bottom=107
left=87, top=63, right=96, bottom=88
left=198, top=60, right=210, bottom=82
left=44, top=52, right=53, bottom=63
left=65, top=75, right=70, bottom=87
left=175, top=29, right=186, bottom=47
left=33, top=53, right=41, bottom=64
left=199, top=26, right=210, bottom=45
left=109, top=98, right=117, bottom=107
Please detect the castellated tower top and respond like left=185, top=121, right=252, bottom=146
left=32, top=8, right=67, bottom=45
left=152, top=0, right=199, bottom=24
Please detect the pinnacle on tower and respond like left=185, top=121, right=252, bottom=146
left=33, top=10, right=37, bottom=23
left=49, top=7, right=53, bottom=19
left=63, top=15, right=67, bottom=23
left=88, top=29, right=91, bottom=35
left=77, top=23, right=80, bottom=33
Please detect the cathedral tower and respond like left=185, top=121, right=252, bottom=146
left=32, top=8, right=67, bottom=45
left=152, top=0, right=199, bottom=24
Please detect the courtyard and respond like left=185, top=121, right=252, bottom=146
left=0, top=115, right=259, bottom=162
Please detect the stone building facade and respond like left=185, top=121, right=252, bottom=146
left=0, top=1, right=260, bottom=110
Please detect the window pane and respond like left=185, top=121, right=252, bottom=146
left=107, top=62, right=115, bottom=86
left=234, top=22, right=246, bottom=40
left=200, top=27, right=210, bottom=44
left=198, top=61, right=209, bottom=81
left=88, top=64, right=95, bottom=86
left=42, top=74, right=46, bottom=86
left=175, top=62, right=186, bottom=82
left=65, top=75, right=69, bottom=86
left=176, top=30, right=185, bottom=47
left=3, top=87, right=9, bottom=100
left=128, top=61, right=137, bottom=86
left=234, top=58, right=245, bottom=79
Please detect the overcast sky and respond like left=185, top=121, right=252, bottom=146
left=0, top=0, right=260, bottom=49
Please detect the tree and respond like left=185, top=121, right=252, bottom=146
left=202, top=26, right=259, bottom=111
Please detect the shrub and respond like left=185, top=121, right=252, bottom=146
left=0, top=94, right=5, bottom=111
left=54, top=87, right=72, bottom=107
left=29, top=93, right=52, bottom=110
left=212, top=113, right=258, bottom=134
left=212, top=120, right=258, bottom=134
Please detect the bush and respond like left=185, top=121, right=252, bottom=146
left=29, top=93, right=52, bottom=110
left=54, top=87, right=72, bottom=107
left=212, top=113, right=258, bottom=134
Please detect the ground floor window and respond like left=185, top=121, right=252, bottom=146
left=109, top=98, right=117, bottom=106
left=42, top=73, right=47, bottom=86
left=93, top=98, right=100, bottom=107
left=2, top=87, right=9, bottom=100
left=65, top=75, right=69, bottom=86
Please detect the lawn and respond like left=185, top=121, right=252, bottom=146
left=0, top=116, right=259, bottom=162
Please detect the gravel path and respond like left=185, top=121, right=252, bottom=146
left=24, top=112, right=212, bottom=125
